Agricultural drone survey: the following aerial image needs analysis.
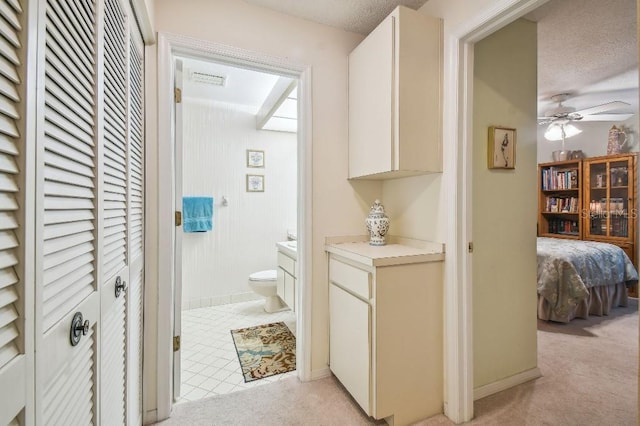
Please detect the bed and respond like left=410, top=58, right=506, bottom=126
left=537, top=237, right=638, bottom=322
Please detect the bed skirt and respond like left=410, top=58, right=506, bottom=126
left=538, top=282, right=629, bottom=323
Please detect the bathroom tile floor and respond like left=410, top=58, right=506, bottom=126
left=178, top=299, right=297, bottom=403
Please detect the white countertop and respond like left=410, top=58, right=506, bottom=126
left=276, top=240, right=297, bottom=259
left=325, top=235, right=445, bottom=267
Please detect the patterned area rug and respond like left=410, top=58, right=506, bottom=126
left=230, top=321, right=296, bottom=382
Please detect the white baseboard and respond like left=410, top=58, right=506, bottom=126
left=231, top=292, right=261, bottom=303
left=183, top=292, right=261, bottom=310
left=309, top=367, right=332, bottom=380
left=474, top=367, right=542, bottom=401
left=142, top=409, right=158, bottom=425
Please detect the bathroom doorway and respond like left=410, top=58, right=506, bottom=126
left=173, top=55, right=300, bottom=403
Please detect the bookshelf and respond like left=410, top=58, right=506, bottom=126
left=538, top=154, right=638, bottom=297
left=538, top=159, right=582, bottom=239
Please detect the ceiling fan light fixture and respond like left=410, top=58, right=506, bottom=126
left=544, top=122, right=582, bottom=141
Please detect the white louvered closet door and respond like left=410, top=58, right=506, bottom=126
left=35, top=0, right=101, bottom=425
left=101, top=0, right=129, bottom=424
left=0, top=1, right=29, bottom=425
left=127, top=18, right=144, bottom=426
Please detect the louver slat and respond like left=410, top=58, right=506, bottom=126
left=0, top=0, right=21, bottom=374
left=43, top=329, right=95, bottom=425
left=42, top=0, right=96, bottom=331
left=100, top=2, right=127, bottom=424
left=103, top=0, right=127, bottom=282
left=129, top=30, right=144, bottom=262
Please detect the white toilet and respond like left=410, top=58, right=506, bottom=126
left=248, top=270, right=283, bottom=312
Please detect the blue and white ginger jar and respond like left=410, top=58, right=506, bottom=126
left=365, top=199, right=390, bottom=246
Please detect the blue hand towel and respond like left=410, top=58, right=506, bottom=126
left=183, top=197, right=213, bottom=232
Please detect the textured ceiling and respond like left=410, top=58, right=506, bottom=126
left=244, top=0, right=637, bottom=117
left=243, top=0, right=428, bottom=34
left=526, top=0, right=637, bottom=115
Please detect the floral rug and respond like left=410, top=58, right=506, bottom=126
left=230, top=322, right=296, bottom=382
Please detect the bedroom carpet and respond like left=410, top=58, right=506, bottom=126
left=156, top=299, right=637, bottom=425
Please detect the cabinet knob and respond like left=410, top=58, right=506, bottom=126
left=115, top=276, right=127, bottom=298
left=70, top=312, right=90, bottom=346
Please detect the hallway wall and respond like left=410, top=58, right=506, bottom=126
left=472, top=18, right=539, bottom=389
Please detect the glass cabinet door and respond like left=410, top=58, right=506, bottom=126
left=585, top=157, right=632, bottom=239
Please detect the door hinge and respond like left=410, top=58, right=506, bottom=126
left=175, top=87, right=182, bottom=103
left=175, top=211, right=182, bottom=227
left=468, top=242, right=473, bottom=253
left=173, top=335, right=180, bottom=352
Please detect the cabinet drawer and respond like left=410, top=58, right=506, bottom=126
left=329, top=258, right=370, bottom=300
left=278, top=252, right=296, bottom=276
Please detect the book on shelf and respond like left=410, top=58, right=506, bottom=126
left=541, top=167, right=578, bottom=191
left=548, top=218, right=579, bottom=235
left=544, top=196, right=579, bottom=213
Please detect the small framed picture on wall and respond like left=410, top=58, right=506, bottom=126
left=247, top=149, right=265, bottom=168
left=246, top=174, right=264, bottom=192
left=488, top=126, right=516, bottom=169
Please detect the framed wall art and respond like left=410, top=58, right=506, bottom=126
left=488, top=126, right=516, bottom=169
left=247, top=149, right=265, bottom=168
left=246, top=174, right=264, bottom=192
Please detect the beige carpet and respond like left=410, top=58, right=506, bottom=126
left=157, top=299, right=637, bottom=425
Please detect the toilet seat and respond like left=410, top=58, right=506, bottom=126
left=249, top=269, right=277, bottom=281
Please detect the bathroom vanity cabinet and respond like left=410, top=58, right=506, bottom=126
left=276, top=251, right=296, bottom=312
left=348, top=6, right=443, bottom=180
left=325, top=237, right=444, bottom=425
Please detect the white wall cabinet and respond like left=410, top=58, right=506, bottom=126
left=348, top=6, right=443, bottom=180
left=326, top=238, right=444, bottom=425
left=277, top=251, right=296, bottom=312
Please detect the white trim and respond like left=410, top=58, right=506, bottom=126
left=155, top=32, right=174, bottom=421
left=310, top=367, right=332, bottom=380
left=153, top=31, right=313, bottom=420
left=297, top=66, right=313, bottom=382
left=130, top=0, right=156, bottom=45
left=444, top=0, right=550, bottom=423
left=474, top=368, right=542, bottom=401
left=21, top=0, right=39, bottom=423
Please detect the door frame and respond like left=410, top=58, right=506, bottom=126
left=443, top=0, right=548, bottom=422
left=154, top=32, right=313, bottom=419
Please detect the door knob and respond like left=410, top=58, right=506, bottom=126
left=115, top=276, right=127, bottom=297
left=70, top=312, right=90, bottom=346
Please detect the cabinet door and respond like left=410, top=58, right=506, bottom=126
left=127, top=21, right=145, bottom=425
left=0, top=1, right=30, bottom=423
left=101, top=0, right=129, bottom=423
left=284, top=271, right=295, bottom=310
left=348, top=14, right=394, bottom=178
left=329, top=283, right=371, bottom=414
left=277, top=267, right=285, bottom=300
left=584, top=156, right=634, bottom=240
left=35, top=0, right=101, bottom=423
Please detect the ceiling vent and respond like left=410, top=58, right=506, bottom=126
left=190, top=71, right=226, bottom=86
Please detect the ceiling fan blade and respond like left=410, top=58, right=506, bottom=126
left=579, top=113, right=634, bottom=122
left=573, top=101, right=630, bottom=116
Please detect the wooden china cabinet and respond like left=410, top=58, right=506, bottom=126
left=582, top=153, right=637, bottom=265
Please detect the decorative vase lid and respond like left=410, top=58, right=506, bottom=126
left=368, top=199, right=387, bottom=218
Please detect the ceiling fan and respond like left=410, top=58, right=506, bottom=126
left=538, top=93, right=634, bottom=125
